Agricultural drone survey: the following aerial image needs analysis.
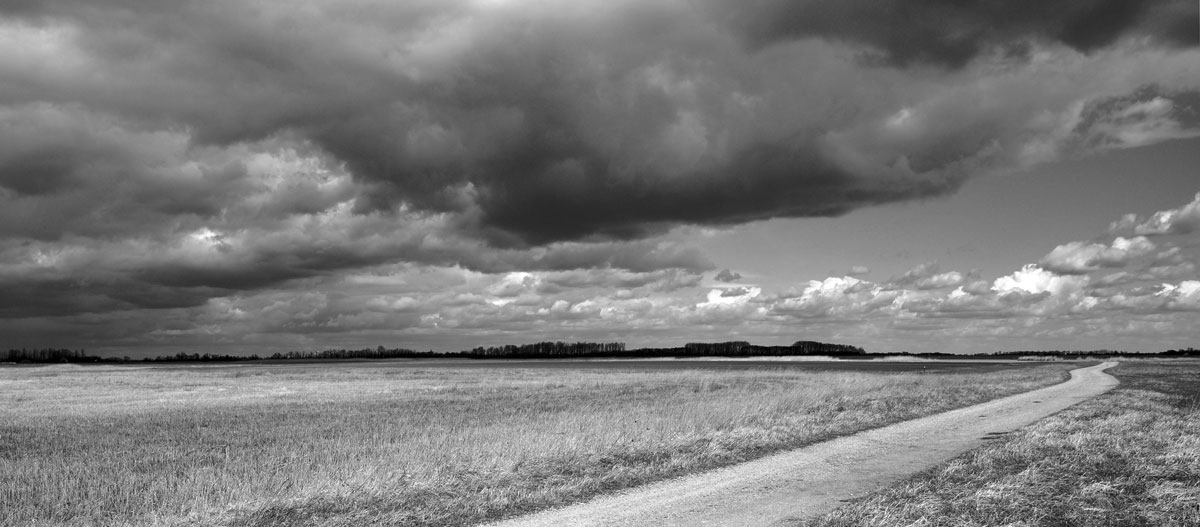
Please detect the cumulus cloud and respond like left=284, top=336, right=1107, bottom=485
left=460, top=210, right=1198, bottom=348
left=887, top=262, right=967, bottom=290
left=699, top=286, right=760, bottom=307
left=993, top=264, right=1088, bottom=296
left=1158, top=280, right=1200, bottom=311
left=1111, top=192, right=1200, bottom=236
left=918, top=271, right=967, bottom=290
left=755, top=252, right=1193, bottom=329
left=769, top=276, right=900, bottom=319
left=1039, top=236, right=1156, bottom=274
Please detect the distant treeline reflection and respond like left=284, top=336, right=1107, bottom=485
left=4, top=343, right=1199, bottom=364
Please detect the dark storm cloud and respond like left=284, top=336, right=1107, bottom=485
left=0, top=277, right=220, bottom=318
left=473, top=139, right=968, bottom=244
left=1070, top=86, right=1200, bottom=152
left=725, top=0, right=1195, bottom=69
left=2, top=0, right=1198, bottom=333
left=0, top=0, right=972, bottom=247
left=0, top=105, right=257, bottom=241
left=714, top=269, right=742, bottom=283
left=4, top=0, right=1194, bottom=249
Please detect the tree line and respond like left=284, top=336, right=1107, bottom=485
left=7, top=344, right=1200, bottom=364
left=2, top=348, right=96, bottom=363
left=465, top=341, right=626, bottom=358
left=991, top=348, right=1200, bottom=359
left=2, top=340, right=864, bottom=363
left=677, top=341, right=866, bottom=356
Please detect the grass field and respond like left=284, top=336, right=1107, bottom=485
left=2, top=360, right=1075, bottom=527
left=804, top=360, right=1200, bottom=527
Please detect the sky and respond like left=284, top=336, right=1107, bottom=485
left=1, top=0, right=1198, bottom=357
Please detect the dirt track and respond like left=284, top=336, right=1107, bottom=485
left=482, top=362, right=1119, bottom=527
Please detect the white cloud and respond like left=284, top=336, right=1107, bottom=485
left=887, top=263, right=967, bottom=290
left=917, top=271, right=966, bottom=290
left=1132, top=193, right=1200, bottom=236
left=1039, top=236, right=1155, bottom=274
left=769, top=276, right=903, bottom=319
left=993, top=264, right=1088, bottom=296
left=487, top=272, right=540, bottom=298
left=1157, top=280, right=1200, bottom=311
left=698, top=286, right=761, bottom=309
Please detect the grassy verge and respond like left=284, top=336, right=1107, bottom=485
left=803, top=360, right=1200, bottom=527
left=1, top=361, right=1073, bottom=527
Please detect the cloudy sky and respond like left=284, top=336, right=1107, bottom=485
left=2, top=0, right=1198, bottom=357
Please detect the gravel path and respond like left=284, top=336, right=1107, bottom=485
left=482, top=362, right=1119, bottom=527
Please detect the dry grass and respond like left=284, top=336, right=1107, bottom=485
left=803, top=360, right=1200, bottom=527
left=1, top=361, right=1073, bottom=527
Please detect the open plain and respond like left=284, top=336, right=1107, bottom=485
left=484, top=362, right=1117, bottom=527
left=804, top=359, right=1200, bottom=527
left=2, top=359, right=1074, bottom=527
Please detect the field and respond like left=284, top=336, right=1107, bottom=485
left=804, top=360, right=1200, bottom=527
left=2, top=359, right=1075, bottom=527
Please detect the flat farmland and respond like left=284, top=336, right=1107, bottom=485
left=1, top=359, right=1077, bottom=527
